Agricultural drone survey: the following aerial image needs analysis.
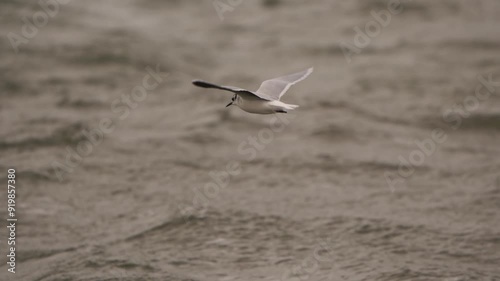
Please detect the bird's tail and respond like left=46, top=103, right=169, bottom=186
left=284, top=103, right=299, bottom=110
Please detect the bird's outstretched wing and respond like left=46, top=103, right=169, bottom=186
left=192, top=80, right=243, bottom=93
left=255, top=67, right=313, bottom=101
left=192, top=80, right=270, bottom=100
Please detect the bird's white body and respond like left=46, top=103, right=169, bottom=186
left=233, top=96, right=298, bottom=114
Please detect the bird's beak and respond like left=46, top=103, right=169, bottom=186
left=226, top=102, right=233, bottom=107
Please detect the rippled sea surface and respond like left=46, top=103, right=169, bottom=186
left=1, top=0, right=500, bottom=280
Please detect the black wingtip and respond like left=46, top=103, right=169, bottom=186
left=192, top=80, right=212, bottom=88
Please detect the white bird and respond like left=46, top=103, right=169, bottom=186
left=192, top=67, right=313, bottom=114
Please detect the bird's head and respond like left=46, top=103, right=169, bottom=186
left=226, top=94, right=238, bottom=107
